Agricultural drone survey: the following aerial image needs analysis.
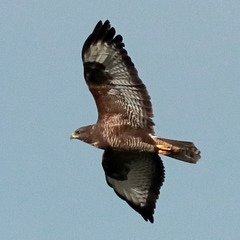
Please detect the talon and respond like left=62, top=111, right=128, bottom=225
left=158, top=150, right=171, bottom=155
left=156, top=144, right=172, bottom=155
left=156, top=145, right=172, bottom=151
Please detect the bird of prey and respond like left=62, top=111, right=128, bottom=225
left=71, top=20, right=201, bottom=223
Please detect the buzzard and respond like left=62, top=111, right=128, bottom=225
left=71, top=20, right=201, bottom=223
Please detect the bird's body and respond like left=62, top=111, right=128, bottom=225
left=71, top=20, right=201, bottom=223
left=73, top=123, right=155, bottom=151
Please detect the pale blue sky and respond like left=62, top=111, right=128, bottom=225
left=1, top=1, right=240, bottom=239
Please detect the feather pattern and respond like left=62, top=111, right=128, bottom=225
left=102, top=149, right=164, bottom=223
left=82, top=20, right=154, bottom=133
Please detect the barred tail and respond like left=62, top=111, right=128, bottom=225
left=152, top=136, right=201, bottom=163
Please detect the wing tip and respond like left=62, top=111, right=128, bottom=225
left=142, top=211, right=154, bottom=223
left=126, top=200, right=155, bottom=223
left=82, top=20, right=124, bottom=59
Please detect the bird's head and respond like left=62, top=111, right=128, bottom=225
left=71, top=127, right=86, bottom=141
left=70, top=125, right=94, bottom=143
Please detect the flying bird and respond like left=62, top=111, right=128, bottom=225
left=71, top=20, right=201, bottom=223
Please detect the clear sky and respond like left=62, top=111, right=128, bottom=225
left=1, top=1, right=240, bottom=239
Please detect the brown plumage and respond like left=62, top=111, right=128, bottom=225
left=71, top=20, right=201, bottom=223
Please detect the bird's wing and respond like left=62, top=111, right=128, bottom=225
left=102, top=149, right=165, bottom=223
left=82, top=20, right=154, bottom=133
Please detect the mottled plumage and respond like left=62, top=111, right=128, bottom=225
left=71, top=20, right=201, bottom=223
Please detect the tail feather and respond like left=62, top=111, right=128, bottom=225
left=152, top=136, right=201, bottom=163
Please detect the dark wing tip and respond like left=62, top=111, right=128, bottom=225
left=126, top=201, right=155, bottom=223
left=82, top=20, right=142, bottom=85
left=82, top=20, right=124, bottom=59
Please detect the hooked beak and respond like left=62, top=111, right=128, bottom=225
left=70, top=132, right=78, bottom=140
